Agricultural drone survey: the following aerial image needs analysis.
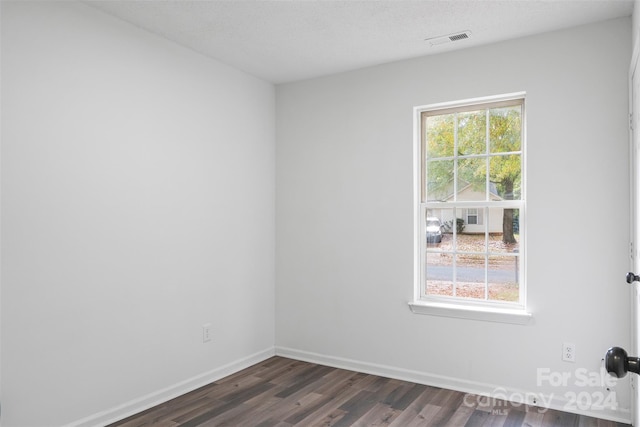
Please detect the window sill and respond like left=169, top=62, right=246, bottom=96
left=408, top=301, right=532, bottom=325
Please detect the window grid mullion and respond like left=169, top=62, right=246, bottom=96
left=453, top=113, right=459, bottom=203
left=425, top=151, right=522, bottom=162
left=485, top=110, right=490, bottom=203
left=453, top=207, right=458, bottom=297
left=484, top=206, right=489, bottom=300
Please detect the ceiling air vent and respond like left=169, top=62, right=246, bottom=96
left=425, top=30, right=472, bottom=46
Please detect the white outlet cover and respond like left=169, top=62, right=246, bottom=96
left=562, top=342, right=575, bottom=362
left=202, top=323, right=212, bottom=343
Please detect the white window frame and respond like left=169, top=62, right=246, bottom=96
left=409, top=93, right=531, bottom=324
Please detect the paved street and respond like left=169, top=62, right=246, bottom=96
left=427, top=265, right=518, bottom=283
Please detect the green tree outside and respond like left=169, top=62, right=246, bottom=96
left=425, top=106, right=522, bottom=243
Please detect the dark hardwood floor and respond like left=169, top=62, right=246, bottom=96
left=108, top=356, right=630, bottom=427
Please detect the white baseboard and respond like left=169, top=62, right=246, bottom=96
left=66, top=347, right=275, bottom=427
left=275, top=346, right=631, bottom=424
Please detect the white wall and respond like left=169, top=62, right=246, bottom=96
left=634, top=0, right=640, bottom=50
left=1, top=2, right=275, bottom=426
left=276, top=17, right=632, bottom=421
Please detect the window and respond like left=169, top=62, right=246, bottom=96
left=464, top=208, right=481, bottom=225
left=410, top=93, right=530, bottom=324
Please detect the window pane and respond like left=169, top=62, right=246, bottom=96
left=426, top=114, right=454, bottom=159
left=488, top=255, right=519, bottom=302
left=457, top=158, right=486, bottom=201
left=457, top=221, right=486, bottom=250
left=426, top=252, right=453, bottom=297
left=426, top=159, right=454, bottom=201
left=455, top=254, right=486, bottom=300
left=487, top=208, right=520, bottom=253
left=458, top=110, right=486, bottom=155
left=489, top=154, right=521, bottom=200
left=456, top=251, right=486, bottom=271
left=490, top=106, right=521, bottom=154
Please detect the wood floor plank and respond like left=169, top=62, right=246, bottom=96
left=339, top=379, right=402, bottom=426
left=259, top=371, right=355, bottom=425
left=170, top=398, right=232, bottom=425
left=464, top=409, right=492, bottom=427
left=289, top=378, right=367, bottom=426
left=106, top=357, right=631, bottom=427
left=522, top=409, right=546, bottom=426
left=247, top=387, right=326, bottom=426
left=177, top=382, right=275, bottom=427
left=154, top=397, right=219, bottom=425
left=542, top=409, right=579, bottom=427
left=268, top=362, right=322, bottom=387
left=195, top=402, right=254, bottom=427
left=251, top=365, right=359, bottom=426
left=311, top=408, right=349, bottom=426
left=502, top=409, right=526, bottom=427
left=350, top=402, right=400, bottom=427
left=428, top=390, right=466, bottom=425
left=212, top=383, right=290, bottom=426
left=255, top=359, right=309, bottom=382
left=389, top=383, right=431, bottom=411
left=380, top=381, right=415, bottom=408
left=406, top=403, right=442, bottom=427
left=443, top=404, right=475, bottom=427
left=114, top=396, right=216, bottom=427
left=481, top=411, right=510, bottom=427
left=274, top=365, right=335, bottom=398
left=202, top=374, right=266, bottom=401
left=387, top=387, right=440, bottom=427
left=283, top=390, right=344, bottom=425
left=250, top=394, right=324, bottom=427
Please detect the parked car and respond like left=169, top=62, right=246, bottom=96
left=426, top=217, right=442, bottom=243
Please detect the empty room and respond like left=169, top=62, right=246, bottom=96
left=2, top=0, right=639, bottom=426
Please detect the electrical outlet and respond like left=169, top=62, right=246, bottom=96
left=562, top=342, right=575, bottom=362
left=202, top=323, right=212, bottom=343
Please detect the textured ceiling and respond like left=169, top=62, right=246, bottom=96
left=85, top=0, right=634, bottom=84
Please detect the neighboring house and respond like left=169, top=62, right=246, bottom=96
left=427, top=182, right=504, bottom=234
